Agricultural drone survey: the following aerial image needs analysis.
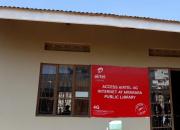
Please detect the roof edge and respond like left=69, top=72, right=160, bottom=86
left=1, top=6, right=180, bottom=33
left=0, top=5, right=180, bottom=24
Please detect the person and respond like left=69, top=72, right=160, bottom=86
left=62, top=105, right=71, bottom=115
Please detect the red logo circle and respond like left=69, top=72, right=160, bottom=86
left=135, top=103, right=147, bottom=115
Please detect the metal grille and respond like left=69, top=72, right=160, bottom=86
left=38, top=64, right=57, bottom=114
left=57, top=65, right=73, bottom=115
left=150, top=69, right=173, bottom=130
left=37, top=63, right=90, bottom=116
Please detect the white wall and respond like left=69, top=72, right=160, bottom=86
left=1, top=19, right=180, bottom=130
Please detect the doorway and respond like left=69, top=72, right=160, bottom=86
left=170, top=70, right=180, bottom=130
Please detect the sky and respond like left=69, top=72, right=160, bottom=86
left=0, top=0, right=180, bottom=21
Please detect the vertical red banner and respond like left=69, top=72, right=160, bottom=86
left=91, top=65, right=150, bottom=117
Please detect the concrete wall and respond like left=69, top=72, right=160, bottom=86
left=0, top=19, right=180, bottom=130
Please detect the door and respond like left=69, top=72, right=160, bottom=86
left=171, top=70, right=180, bottom=130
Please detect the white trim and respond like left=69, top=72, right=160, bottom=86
left=1, top=7, right=180, bottom=33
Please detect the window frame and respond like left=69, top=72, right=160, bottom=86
left=36, top=63, right=91, bottom=117
left=149, top=67, right=174, bottom=130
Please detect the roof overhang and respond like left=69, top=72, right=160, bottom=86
left=1, top=6, right=180, bottom=33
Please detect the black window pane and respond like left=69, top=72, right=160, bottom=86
left=40, top=65, right=57, bottom=97
left=74, top=99, right=89, bottom=116
left=40, top=87, right=54, bottom=97
left=152, top=115, right=172, bottom=128
left=59, top=65, right=73, bottom=92
left=57, top=65, right=73, bottom=115
left=74, top=66, right=90, bottom=116
left=75, top=66, right=90, bottom=91
left=150, top=69, right=172, bottom=130
left=39, top=99, right=54, bottom=114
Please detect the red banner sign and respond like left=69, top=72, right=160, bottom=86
left=91, top=65, right=150, bottom=117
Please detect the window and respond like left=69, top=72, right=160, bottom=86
left=44, top=42, right=90, bottom=52
left=36, top=63, right=91, bottom=116
left=149, top=48, right=180, bottom=57
left=149, top=69, right=173, bottom=130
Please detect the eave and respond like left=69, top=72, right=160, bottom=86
left=1, top=6, right=180, bottom=33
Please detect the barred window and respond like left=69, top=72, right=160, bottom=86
left=36, top=63, right=90, bottom=116
left=149, top=69, right=173, bottom=130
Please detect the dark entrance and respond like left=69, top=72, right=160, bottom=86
left=171, top=70, right=180, bottom=130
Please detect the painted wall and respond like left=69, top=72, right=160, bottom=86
left=0, top=19, right=180, bottom=130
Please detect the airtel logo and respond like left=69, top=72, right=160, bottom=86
left=94, top=67, right=106, bottom=80
left=97, top=67, right=103, bottom=74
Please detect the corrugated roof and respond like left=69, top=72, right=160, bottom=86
left=1, top=5, right=180, bottom=24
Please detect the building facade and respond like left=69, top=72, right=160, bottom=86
left=0, top=6, right=180, bottom=130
